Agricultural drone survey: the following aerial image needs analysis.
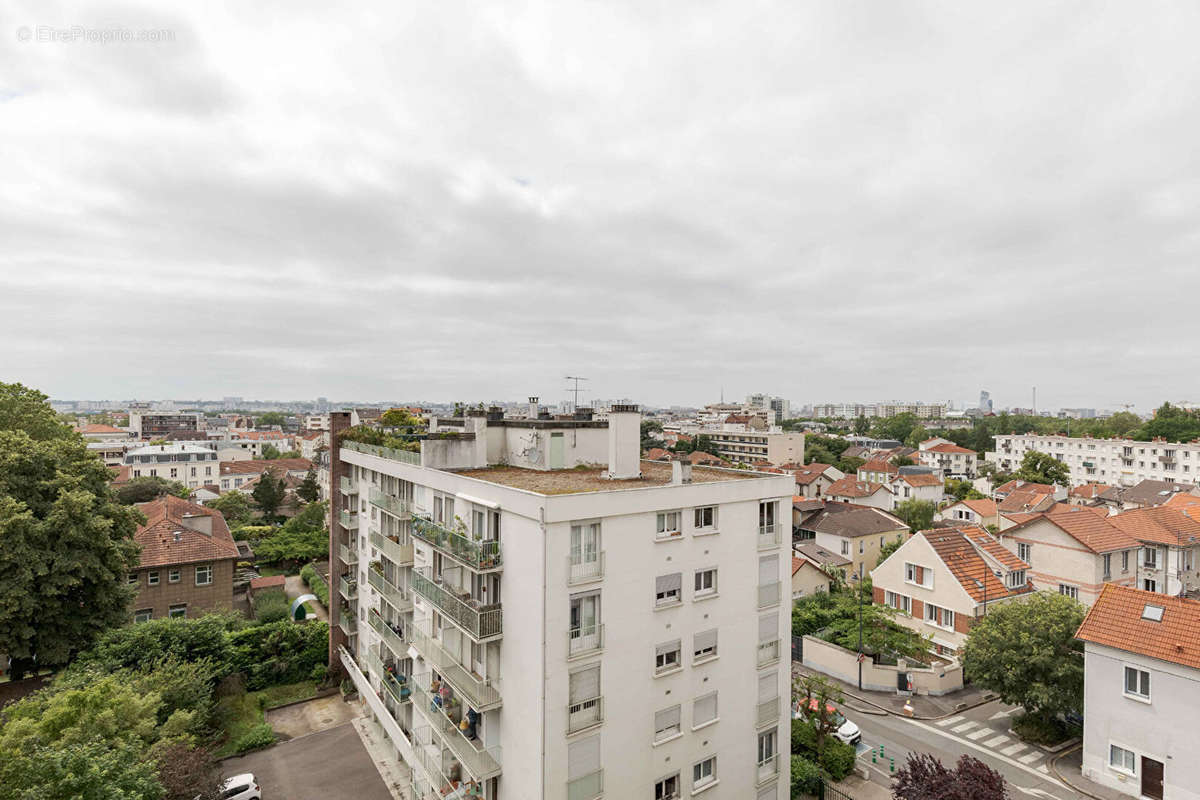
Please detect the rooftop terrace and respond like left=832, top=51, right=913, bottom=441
left=453, top=460, right=762, bottom=495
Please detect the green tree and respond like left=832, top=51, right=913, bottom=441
left=380, top=408, right=421, bottom=428
left=891, top=455, right=914, bottom=467
left=945, top=478, right=985, bottom=502
left=877, top=535, right=904, bottom=565
left=256, top=444, right=283, bottom=460
left=874, top=412, right=919, bottom=443
left=1013, top=451, right=1070, bottom=486
left=204, top=492, right=254, bottom=527
left=296, top=469, right=320, bottom=503
left=853, top=416, right=870, bottom=436
left=254, top=412, right=286, bottom=427
left=793, top=673, right=844, bottom=751
left=251, top=470, right=288, bottom=519
left=691, top=434, right=720, bottom=457
left=836, top=455, right=865, bottom=475
left=960, top=592, right=1085, bottom=724
left=894, top=499, right=936, bottom=532
left=116, top=477, right=190, bottom=505
left=640, top=420, right=664, bottom=452
left=905, top=425, right=930, bottom=450
left=0, top=382, right=72, bottom=442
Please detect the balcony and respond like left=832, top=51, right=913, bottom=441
left=756, top=754, right=779, bottom=786
left=757, top=637, right=781, bottom=667
left=412, top=516, right=502, bottom=572
left=410, top=677, right=503, bottom=781
left=368, top=487, right=412, bottom=519
left=757, top=695, right=780, bottom=728
left=368, top=608, right=407, bottom=656
left=368, top=566, right=413, bottom=614
left=757, top=581, right=781, bottom=609
left=412, top=568, right=502, bottom=642
left=339, top=510, right=359, bottom=530
left=339, top=476, right=357, bottom=495
left=568, top=623, right=604, bottom=659
left=343, top=439, right=422, bottom=465
left=568, top=769, right=604, bottom=800
left=568, top=552, right=605, bottom=585
left=567, top=695, right=604, bottom=735
left=407, top=624, right=502, bottom=711
left=340, top=575, right=358, bottom=600
left=337, top=614, right=358, bottom=636
left=380, top=668, right=412, bottom=707
left=338, top=543, right=358, bottom=566
left=408, top=728, right=488, bottom=799
left=758, top=523, right=781, bottom=549
left=370, top=530, right=414, bottom=566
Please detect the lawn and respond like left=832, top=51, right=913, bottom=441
left=213, top=679, right=319, bottom=757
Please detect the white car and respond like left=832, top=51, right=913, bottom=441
left=219, top=774, right=261, bottom=800
left=794, top=699, right=862, bottom=746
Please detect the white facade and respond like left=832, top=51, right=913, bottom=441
left=704, top=430, right=805, bottom=466
left=123, top=443, right=219, bottom=488
left=989, top=433, right=1200, bottom=488
left=334, top=413, right=792, bottom=800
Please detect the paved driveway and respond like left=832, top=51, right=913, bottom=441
left=222, top=723, right=393, bottom=800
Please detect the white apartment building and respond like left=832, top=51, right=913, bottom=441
left=123, top=443, right=220, bottom=488
left=705, top=429, right=805, bottom=466
left=331, top=405, right=792, bottom=800
left=811, top=402, right=947, bottom=420
left=988, top=433, right=1200, bottom=488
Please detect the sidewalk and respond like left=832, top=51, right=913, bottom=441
left=286, top=574, right=328, bottom=621
left=1051, top=746, right=1132, bottom=800
left=792, top=661, right=997, bottom=719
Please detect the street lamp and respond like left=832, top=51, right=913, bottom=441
left=850, top=565, right=864, bottom=690
left=972, top=569, right=1004, bottom=616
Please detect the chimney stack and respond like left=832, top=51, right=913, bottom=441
left=180, top=513, right=212, bottom=536
left=606, top=404, right=641, bottom=479
left=528, top=396, right=539, bottom=419
left=671, top=459, right=693, bottom=485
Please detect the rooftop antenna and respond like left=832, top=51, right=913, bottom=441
left=564, top=376, right=589, bottom=411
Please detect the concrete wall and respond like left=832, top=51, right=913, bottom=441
left=801, top=635, right=963, bottom=695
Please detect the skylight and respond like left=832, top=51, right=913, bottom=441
left=1142, top=604, right=1164, bottom=622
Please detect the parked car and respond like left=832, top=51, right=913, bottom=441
left=219, top=774, right=261, bottom=800
left=794, top=698, right=862, bottom=746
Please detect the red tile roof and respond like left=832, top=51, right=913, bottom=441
left=1076, top=584, right=1200, bottom=670
left=687, top=451, right=725, bottom=465
left=896, top=473, right=943, bottom=487
left=644, top=448, right=672, bottom=461
left=1009, top=509, right=1139, bottom=554
left=995, top=480, right=1056, bottom=496
left=1109, top=506, right=1200, bottom=548
left=921, top=528, right=1035, bottom=603
left=794, top=463, right=835, bottom=485
left=955, top=498, right=998, bottom=517
left=220, top=458, right=313, bottom=476
left=926, top=443, right=976, bottom=455
left=827, top=475, right=890, bottom=498
left=1070, top=482, right=1112, bottom=499
left=249, top=575, right=287, bottom=591
left=80, top=423, right=126, bottom=434
left=997, top=489, right=1058, bottom=513
left=959, top=525, right=1030, bottom=571
left=859, top=459, right=899, bottom=475
left=134, top=495, right=239, bottom=569
left=1164, top=493, right=1200, bottom=513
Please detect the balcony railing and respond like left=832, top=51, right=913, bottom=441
left=343, top=439, right=422, bottom=465
left=757, top=638, right=781, bottom=667
left=568, top=623, right=604, bottom=659
left=368, top=567, right=413, bottom=613
left=339, top=510, right=359, bottom=530
left=337, top=614, right=357, bottom=635
left=758, top=523, right=781, bottom=549
left=340, top=575, right=358, bottom=599
left=567, top=552, right=605, bottom=585
left=339, top=543, right=358, bottom=566
left=368, top=486, right=412, bottom=518
left=757, top=581, right=781, bottom=609
left=408, top=726, right=489, bottom=799
left=380, top=668, right=412, bottom=707
left=567, top=695, right=604, bottom=734
left=370, top=530, right=414, bottom=565
left=567, top=769, right=604, bottom=800
left=410, top=677, right=503, bottom=781
left=407, top=625, right=502, bottom=711
left=412, top=516, right=502, bottom=571
left=756, top=754, right=779, bottom=786
left=412, top=568, right=502, bottom=641
left=340, top=476, right=357, bottom=495
left=368, top=608, right=407, bottom=656
left=757, top=695, right=780, bottom=728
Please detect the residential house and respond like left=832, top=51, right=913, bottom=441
left=871, top=527, right=1034, bottom=656
left=801, top=503, right=909, bottom=579
left=1107, top=507, right=1200, bottom=596
left=792, top=556, right=833, bottom=599
left=793, top=463, right=844, bottom=499
left=1075, top=585, right=1200, bottom=800
left=1070, top=482, right=1112, bottom=506
left=918, top=438, right=979, bottom=478
left=998, top=509, right=1141, bottom=607
left=218, top=457, right=314, bottom=493
left=857, top=459, right=898, bottom=484
left=997, top=486, right=1060, bottom=515
left=77, top=423, right=132, bottom=442
left=993, top=480, right=1062, bottom=502
left=792, top=542, right=851, bottom=580
left=1097, top=479, right=1200, bottom=512
left=824, top=476, right=894, bottom=511
left=130, top=496, right=238, bottom=621
left=792, top=497, right=825, bottom=534
left=935, top=498, right=999, bottom=529
left=888, top=473, right=944, bottom=510
left=124, top=443, right=220, bottom=489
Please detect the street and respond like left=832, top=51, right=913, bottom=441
left=844, top=701, right=1085, bottom=800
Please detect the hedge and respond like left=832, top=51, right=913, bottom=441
left=252, top=588, right=291, bottom=624
left=228, top=619, right=329, bottom=691
left=231, top=722, right=276, bottom=754
left=792, top=718, right=857, bottom=781
left=299, top=563, right=329, bottom=607
left=791, top=755, right=822, bottom=796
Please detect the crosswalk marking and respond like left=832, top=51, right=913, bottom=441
left=966, top=728, right=993, bottom=741
left=983, top=734, right=1010, bottom=747
left=1037, top=764, right=1050, bottom=774
left=951, top=721, right=978, bottom=733
left=936, top=715, right=964, bottom=728
left=1001, top=743, right=1027, bottom=756
left=1019, top=751, right=1044, bottom=765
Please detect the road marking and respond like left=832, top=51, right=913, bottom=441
left=1020, top=752, right=1045, bottom=765
left=990, top=709, right=1017, bottom=721
left=951, top=721, right=978, bottom=733
left=1002, top=743, right=1028, bottom=756
left=936, top=715, right=964, bottom=727
left=1037, top=764, right=1050, bottom=774
left=984, top=734, right=1010, bottom=747
left=899, top=717, right=1072, bottom=791
left=967, top=728, right=993, bottom=741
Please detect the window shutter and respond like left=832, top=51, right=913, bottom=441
left=568, top=734, right=601, bottom=780
left=693, top=692, right=717, bottom=725
left=758, top=555, right=779, bottom=585
left=655, top=705, right=681, bottom=734
left=656, top=639, right=681, bottom=657
left=694, top=629, right=717, bottom=654
left=569, top=665, right=600, bottom=705
left=758, top=671, right=777, bottom=702
left=758, top=613, right=778, bottom=642
left=656, top=573, right=681, bottom=594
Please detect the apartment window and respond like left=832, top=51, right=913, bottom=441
left=133, top=469, right=141, bottom=478
left=569, top=522, right=601, bottom=576
left=859, top=540, right=864, bottom=554
left=195, top=564, right=213, bottom=586
left=147, top=571, right=160, bottom=586
left=1007, top=570, right=1026, bottom=588
left=692, top=691, right=718, bottom=729
left=1017, top=542, right=1032, bottom=562
left=168, top=604, right=187, bottom=619
left=655, top=573, right=682, bottom=607
left=569, top=592, right=601, bottom=655
left=1143, top=578, right=1157, bottom=592
left=1142, top=547, right=1158, bottom=568
left=1059, top=584, right=1078, bottom=600
left=654, top=705, right=681, bottom=742
left=694, top=568, right=717, bottom=598
left=1123, top=666, right=1150, bottom=701
left=885, top=591, right=911, bottom=614
left=655, top=640, right=681, bottom=674
left=692, top=756, right=716, bottom=790
left=759, top=501, right=777, bottom=532
left=1102, top=553, right=1112, bottom=579
left=190, top=467, right=196, bottom=477
left=134, top=609, right=152, bottom=623
left=567, top=734, right=601, bottom=793
left=693, top=629, right=718, bottom=662
left=905, top=563, right=932, bottom=589
left=568, top=664, right=602, bottom=732
left=757, top=729, right=777, bottom=767
left=925, top=604, right=953, bottom=629
left=1109, top=744, right=1136, bottom=775
left=693, top=506, right=715, bottom=529
left=1122, top=550, right=1130, bottom=571
left=127, top=573, right=138, bottom=585
left=656, top=511, right=682, bottom=539
left=840, top=540, right=850, bottom=556
left=654, top=773, right=680, bottom=800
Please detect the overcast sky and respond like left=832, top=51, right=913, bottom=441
left=3, top=2, right=1199, bottom=412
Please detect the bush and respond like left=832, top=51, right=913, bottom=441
left=300, top=563, right=329, bottom=606
left=791, top=755, right=822, bottom=796
left=252, top=588, right=291, bottom=624
left=820, top=738, right=857, bottom=780
left=309, top=664, right=329, bottom=684
left=76, top=613, right=240, bottom=676
left=1012, top=712, right=1073, bottom=746
left=228, top=620, right=328, bottom=690
left=231, top=723, right=276, bottom=754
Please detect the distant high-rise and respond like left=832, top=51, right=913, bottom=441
left=979, top=390, right=993, bottom=413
